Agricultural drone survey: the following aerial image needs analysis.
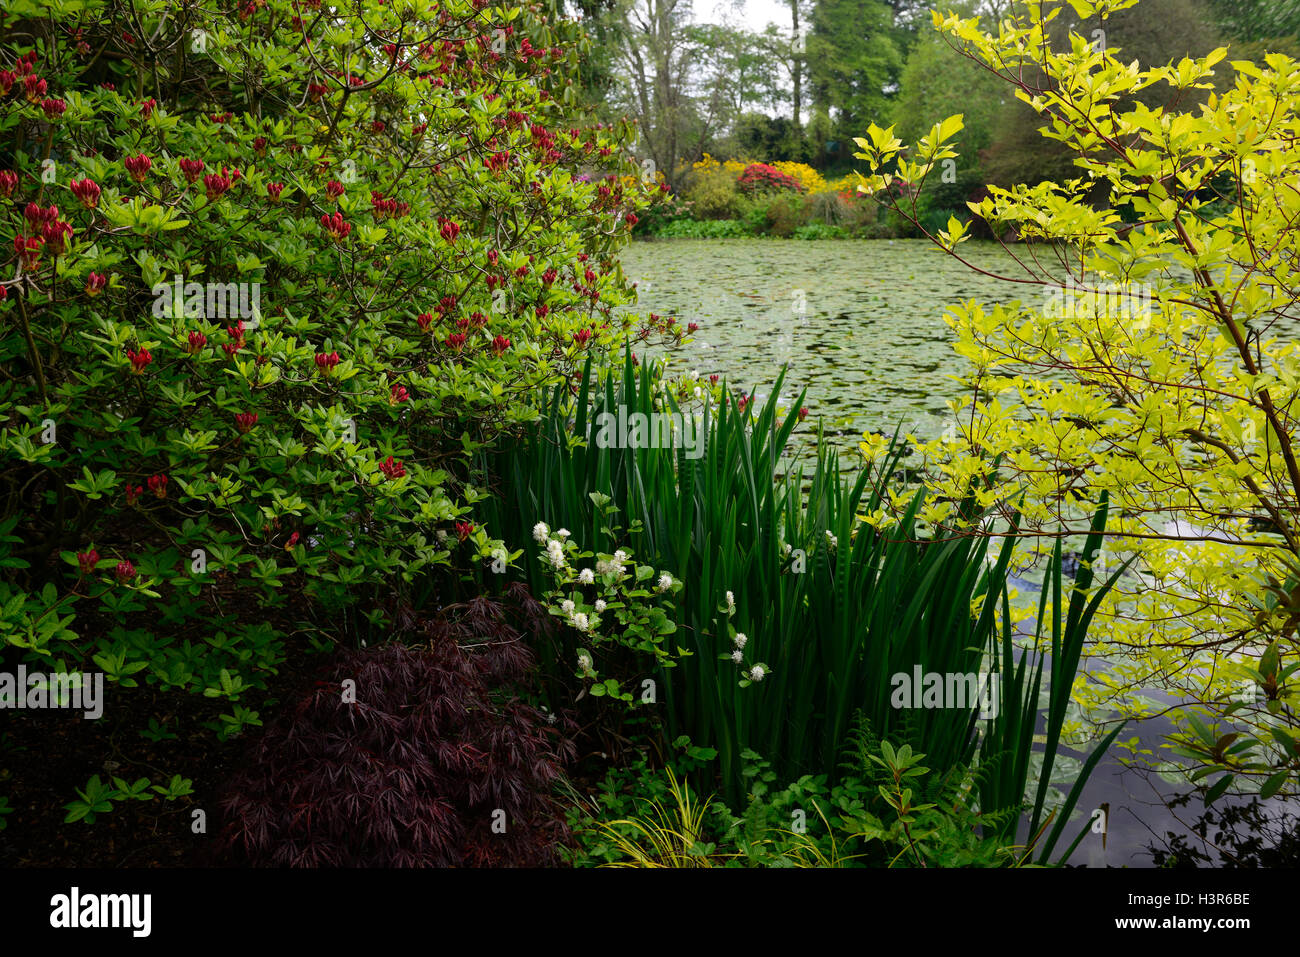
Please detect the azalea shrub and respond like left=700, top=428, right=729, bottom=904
left=0, top=0, right=654, bottom=718
left=736, top=162, right=804, bottom=195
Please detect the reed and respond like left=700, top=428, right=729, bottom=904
left=482, top=351, right=1121, bottom=843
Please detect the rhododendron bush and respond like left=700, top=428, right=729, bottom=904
left=0, top=0, right=655, bottom=707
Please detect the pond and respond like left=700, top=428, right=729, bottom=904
left=622, top=237, right=1299, bottom=867
left=620, top=237, right=1031, bottom=446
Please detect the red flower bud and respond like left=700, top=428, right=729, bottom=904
left=455, top=521, right=474, bottom=541
left=148, top=473, right=169, bottom=499
left=267, top=182, right=284, bottom=201
left=379, top=456, right=406, bottom=480
left=0, top=170, right=18, bottom=197
left=491, top=334, right=511, bottom=356
left=77, top=550, right=99, bottom=575
left=41, top=98, right=66, bottom=120
left=285, top=531, right=300, bottom=550
left=70, top=178, right=101, bottom=209
left=85, top=272, right=107, bottom=296
left=235, top=412, right=258, bottom=434
left=126, top=348, right=152, bottom=374
left=116, top=560, right=136, bottom=583
left=797, top=407, right=809, bottom=422
left=389, top=383, right=409, bottom=404
left=124, top=154, right=152, bottom=183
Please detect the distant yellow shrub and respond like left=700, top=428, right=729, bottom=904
left=771, top=161, right=827, bottom=194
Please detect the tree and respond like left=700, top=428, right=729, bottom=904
left=853, top=0, right=1300, bottom=799
left=808, top=0, right=902, bottom=147
left=978, top=0, right=1225, bottom=188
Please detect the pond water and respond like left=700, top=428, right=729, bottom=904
left=621, top=237, right=1298, bottom=867
left=620, top=237, right=1033, bottom=446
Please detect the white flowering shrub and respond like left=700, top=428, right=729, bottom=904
left=533, top=516, right=683, bottom=706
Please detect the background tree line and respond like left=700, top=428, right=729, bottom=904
left=559, top=0, right=1300, bottom=192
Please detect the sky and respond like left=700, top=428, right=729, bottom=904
left=700, top=0, right=794, bottom=31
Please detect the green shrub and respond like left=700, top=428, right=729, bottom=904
left=652, top=218, right=750, bottom=238
left=683, top=168, right=741, bottom=220
left=0, top=2, right=648, bottom=725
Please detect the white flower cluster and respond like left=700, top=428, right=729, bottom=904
left=725, top=590, right=735, bottom=616
left=657, top=573, right=673, bottom=593
left=825, top=530, right=838, bottom=550
left=547, top=538, right=566, bottom=569
left=579, top=568, right=595, bottom=585
left=577, top=653, right=592, bottom=674
left=533, top=521, right=549, bottom=544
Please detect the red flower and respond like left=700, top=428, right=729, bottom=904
left=203, top=171, right=232, bottom=199
left=235, top=412, right=258, bottom=434
left=41, top=220, right=72, bottom=256
left=125, top=485, right=144, bottom=506
left=253, top=136, right=268, bottom=155
left=625, top=212, right=638, bottom=228
left=23, top=75, right=47, bottom=102
left=139, top=97, right=157, bottom=118
left=126, top=348, right=152, bottom=374
left=314, top=351, right=341, bottom=376
left=487, top=249, right=499, bottom=266
left=179, top=158, right=205, bottom=183
left=325, top=179, right=345, bottom=200
left=0, top=170, right=18, bottom=197
left=454, top=521, right=474, bottom=541
left=41, top=98, right=66, bottom=120
left=573, top=328, right=592, bottom=347
left=77, top=550, right=99, bottom=575
left=124, top=154, right=152, bottom=183
left=445, top=332, right=466, bottom=352
left=284, top=531, right=300, bottom=551
left=85, top=272, right=107, bottom=296
left=709, top=374, right=719, bottom=385
left=186, top=331, right=207, bottom=354
left=416, top=312, right=434, bottom=331
left=147, top=474, right=169, bottom=499
left=542, top=267, right=557, bottom=285
left=491, top=334, right=511, bottom=356
left=687, top=322, right=699, bottom=333
left=379, top=456, right=406, bottom=480
left=266, top=182, right=284, bottom=201
left=798, top=407, right=809, bottom=422
left=70, top=178, right=100, bottom=208
left=320, top=211, right=350, bottom=241
left=438, top=218, right=461, bottom=243
left=115, top=560, right=136, bottom=583
left=389, top=383, right=409, bottom=404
